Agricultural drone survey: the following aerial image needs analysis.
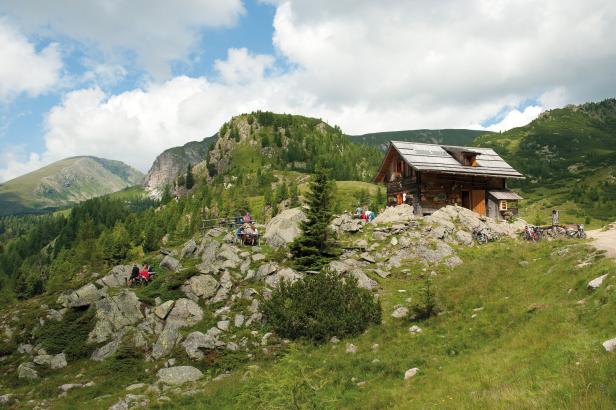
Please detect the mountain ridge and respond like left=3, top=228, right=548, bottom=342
left=0, top=156, right=144, bottom=216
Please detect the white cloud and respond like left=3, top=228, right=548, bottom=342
left=0, top=22, right=62, bottom=100
left=0, top=0, right=245, bottom=77
left=3, top=0, right=616, bottom=181
left=214, top=48, right=275, bottom=84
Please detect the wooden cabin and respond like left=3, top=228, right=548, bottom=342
left=373, top=141, right=524, bottom=219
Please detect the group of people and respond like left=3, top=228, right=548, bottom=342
left=236, top=223, right=260, bottom=246
left=354, top=207, right=376, bottom=222
left=234, top=211, right=260, bottom=245
left=128, top=263, right=155, bottom=286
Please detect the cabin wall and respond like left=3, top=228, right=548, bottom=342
left=386, top=171, right=506, bottom=215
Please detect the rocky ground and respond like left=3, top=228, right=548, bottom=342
left=0, top=205, right=547, bottom=409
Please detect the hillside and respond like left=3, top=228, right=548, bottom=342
left=349, top=129, right=490, bottom=151
left=144, top=136, right=217, bottom=196
left=0, top=157, right=144, bottom=216
left=475, top=98, right=616, bottom=225
left=1, top=204, right=615, bottom=409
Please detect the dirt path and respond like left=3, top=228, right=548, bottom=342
left=587, top=224, right=616, bottom=258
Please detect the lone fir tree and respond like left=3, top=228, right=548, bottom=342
left=290, top=168, right=338, bottom=271
left=185, top=164, right=194, bottom=190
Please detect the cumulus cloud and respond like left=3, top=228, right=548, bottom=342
left=0, top=22, right=62, bottom=100
left=0, top=0, right=245, bottom=77
left=2, top=0, right=616, bottom=181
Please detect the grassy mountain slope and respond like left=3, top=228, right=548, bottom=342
left=475, top=99, right=616, bottom=225
left=179, top=239, right=616, bottom=409
left=0, top=157, right=144, bottom=216
left=350, top=129, right=490, bottom=151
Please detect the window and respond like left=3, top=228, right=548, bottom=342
left=499, top=200, right=508, bottom=211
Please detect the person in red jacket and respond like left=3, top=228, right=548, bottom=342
left=138, top=263, right=151, bottom=283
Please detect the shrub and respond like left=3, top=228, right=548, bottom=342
left=262, top=271, right=381, bottom=342
left=35, top=306, right=96, bottom=360
left=409, top=276, right=439, bottom=320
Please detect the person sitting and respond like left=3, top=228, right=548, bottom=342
left=243, top=224, right=255, bottom=245
left=366, top=210, right=376, bottom=222
left=138, top=263, right=151, bottom=284
left=127, top=264, right=139, bottom=286
left=235, top=213, right=243, bottom=227
left=243, top=212, right=252, bottom=224
left=251, top=224, right=260, bottom=245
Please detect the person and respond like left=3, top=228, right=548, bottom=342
left=235, top=213, right=243, bottom=227
left=236, top=225, right=244, bottom=243
left=243, top=212, right=252, bottom=224
left=243, top=224, right=254, bottom=245
left=552, top=209, right=559, bottom=226
left=128, top=264, right=139, bottom=286
left=138, top=263, right=151, bottom=284
left=366, top=210, right=375, bottom=222
left=252, top=224, right=260, bottom=245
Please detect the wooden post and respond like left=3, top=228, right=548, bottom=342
left=414, top=171, right=422, bottom=215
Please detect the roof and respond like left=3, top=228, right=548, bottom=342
left=488, top=189, right=524, bottom=200
left=376, top=141, right=524, bottom=180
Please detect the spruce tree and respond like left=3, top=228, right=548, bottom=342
left=290, top=169, right=338, bottom=272
left=185, top=164, right=194, bottom=190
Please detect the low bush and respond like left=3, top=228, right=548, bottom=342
left=409, top=276, right=439, bottom=320
left=262, top=271, right=381, bottom=342
left=35, top=306, right=96, bottom=360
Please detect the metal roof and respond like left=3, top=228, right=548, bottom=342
left=388, top=141, right=524, bottom=179
left=488, top=189, right=524, bottom=200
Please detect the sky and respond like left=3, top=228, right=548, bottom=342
left=0, top=0, right=615, bottom=182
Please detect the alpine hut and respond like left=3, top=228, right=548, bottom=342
left=373, top=141, right=524, bottom=219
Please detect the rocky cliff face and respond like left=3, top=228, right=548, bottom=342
left=144, top=137, right=216, bottom=196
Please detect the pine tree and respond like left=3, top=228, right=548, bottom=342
left=185, top=164, right=195, bottom=190
left=289, top=184, right=300, bottom=207
left=290, top=169, right=338, bottom=271
left=161, top=185, right=172, bottom=204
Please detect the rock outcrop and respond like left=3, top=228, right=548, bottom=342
left=263, top=208, right=307, bottom=248
left=144, top=137, right=215, bottom=196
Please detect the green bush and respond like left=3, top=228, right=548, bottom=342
left=35, top=306, right=96, bottom=360
left=409, top=276, right=439, bottom=320
left=262, top=271, right=381, bottom=342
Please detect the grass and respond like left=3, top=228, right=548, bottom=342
left=159, top=239, right=616, bottom=409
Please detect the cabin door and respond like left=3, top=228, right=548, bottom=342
left=461, top=191, right=471, bottom=209
left=471, top=190, right=486, bottom=216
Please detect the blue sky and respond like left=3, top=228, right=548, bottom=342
left=0, top=0, right=614, bottom=181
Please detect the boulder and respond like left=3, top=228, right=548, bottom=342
left=264, top=268, right=303, bottom=288
left=151, top=327, right=181, bottom=360
left=40, top=353, right=67, bottom=369
left=234, top=314, right=245, bottom=328
left=331, top=213, right=364, bottom=233
left=157, top=366, right=203, bottom=385
left=217, top=320, right=230, bottom=331
left=91, top=338, right=121, bottom=361
left=88, top=290, right=144, bottom=344
left=211, top=272, right=233, bottom=304
left=588, top=274, right=608, bottom=290
left=372, top=205, right=416, bottom=225
left=166, top=298, right=203, bottom=328
left=252, top=253, right=266, bottom=262
left=349, top=269, right=378, bottom=290
left=180, top=239, right=198, bottom=259
left=263, top=208, right=307, bottom=247
left=455, top=230, right=473, bottom=246
left=18, top=362, right=38, bottom=379
left=256, top=262, right=278, bottom=280
left=404, top=368, right=419, bottom=380
left=153, top=300, right=175, bottom=320
left=392, top=306, right=409, bottom=319
left=182, top=275, right=219, bottom=301
left=199, top=240, right=221, bottom=267
left=182, top=328, right=224, bottom=360
left=59, top=283, right=105, bottom=308
left=346, top=343, right=357, bottom=354
left=603, top=337, right=616, bottom=352
left=409, top=325, right=422, bottom=334
left=97, top=265, right=132, bottom=288
left=161, top=255, right=181, bottom=272
left=328, top=260, right=351, bottom=274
